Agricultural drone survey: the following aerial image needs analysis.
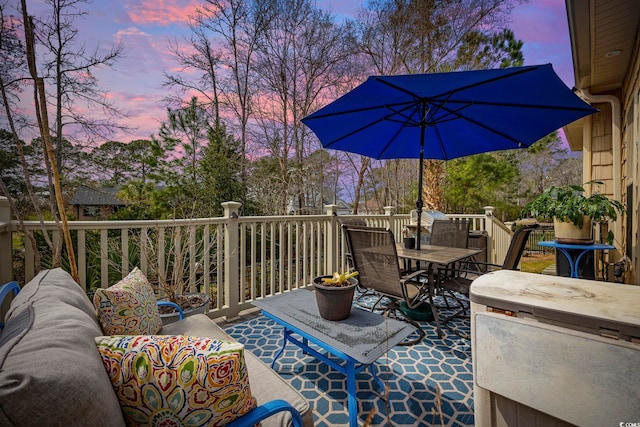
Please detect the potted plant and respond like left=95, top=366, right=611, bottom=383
left=312, top=271, right=359, bottom=321
left=103, top=223, right=211, bottom=324
left=524, top=181, right=625, bottom=244
left=402, top=226, right=416, bottom=249
left=154, top=260, right=210, bottom=324
left=146, top=226, right=211, bottom=324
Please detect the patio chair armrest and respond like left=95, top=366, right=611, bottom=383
left=399, top=269, right=432, bottom=309
left=0, top=281, right=20, bottom=305
left=437, top=261, right=502, bottom=276
left=401, top=269, right=430, bottom=283
left=156, top=300, right=184, bottom=320
left=226, top=399, right=304, bottom=427
left=0, top=281, right=21, bottom=330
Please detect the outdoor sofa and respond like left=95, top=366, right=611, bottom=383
left=0, top=268, right=313, bottom=426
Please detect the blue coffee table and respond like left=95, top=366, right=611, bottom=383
left=253, top=289, right=415, bottom=427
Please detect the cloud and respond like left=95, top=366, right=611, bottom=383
left=115, top=27, right=150, bottom=38
left=94, top=26, right=174, bottom=141
left=107, top=92, right=167, bottom=141
left=124, top=0, right=201, bottom=26
left=110, top=24, right=175, bottom=78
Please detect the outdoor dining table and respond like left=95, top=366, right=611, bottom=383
left=394, top=244, right=482, bottom=337
left=395, top=244, right=482, bottom=269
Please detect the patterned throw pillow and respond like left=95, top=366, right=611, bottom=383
left=93, top=267, right=162, bottom=335
left=95, top=335, right=257, bottom=427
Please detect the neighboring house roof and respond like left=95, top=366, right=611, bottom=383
left=69, top=186, right=125, bottom=206
left=334, top=199, right=351, bottom=209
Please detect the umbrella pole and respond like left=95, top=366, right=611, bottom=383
left=416, top=124, right=426, bottom=250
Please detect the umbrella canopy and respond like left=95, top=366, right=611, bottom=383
left=302, top=64, right=597, bottom=248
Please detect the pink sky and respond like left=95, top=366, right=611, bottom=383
left=17, top=0, right=573, bottom=144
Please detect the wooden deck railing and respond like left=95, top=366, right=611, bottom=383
left=0, top=198, right=510, bottom=320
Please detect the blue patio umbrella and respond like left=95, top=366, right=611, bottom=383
left=302, top=64, right=597, bottom=248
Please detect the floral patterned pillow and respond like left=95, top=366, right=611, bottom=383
left=93, top=267, right=162, bottom=335
left=95, top=335, right=257, bottom=427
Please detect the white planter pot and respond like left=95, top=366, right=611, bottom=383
left=553, top=217, right=593, bottom=244
left=159, top=293, right=209, bottom=325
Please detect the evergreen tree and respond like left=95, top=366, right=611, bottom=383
left=0, top=129, right=31, bottom=210
left=444, top=153, right=518, bottom=217
left=198, top=124, right=246, bottom=217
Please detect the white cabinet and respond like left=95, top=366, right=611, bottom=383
left=470, top=270, right=640, bottom=427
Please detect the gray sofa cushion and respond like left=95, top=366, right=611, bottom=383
left=0, top=269, right=125, bottom=427
left=162, top=314, right=314, bottom=427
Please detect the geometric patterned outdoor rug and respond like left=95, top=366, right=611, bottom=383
left=222, top=293, right=474, bottom=427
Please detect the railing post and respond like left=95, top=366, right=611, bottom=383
left=222, top=201, right=242, bottom=320
left=384, top=206, right=396, bottom=240
left=325, top=204, right=339, bottom=274
left=484, top=206, right=495, bottom=264
left=0, top=197, right=12, bottom=284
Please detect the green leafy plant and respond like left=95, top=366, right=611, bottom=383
left=524, top=181, right=625, bottom=228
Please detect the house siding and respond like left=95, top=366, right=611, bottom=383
left=567, top=0, right=640, bottom=285
left=581, top=90, right=639, bottom=286
left=589, top=102, right=615, bottom=196
left=621, top=41, right=640, bottom=286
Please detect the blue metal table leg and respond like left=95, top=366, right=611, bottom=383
left=574, top=249, right=591, bottom=279
left=258, top=307, right=406, bottom=426
left=557, top=247, right=579, bottom=278
left=346, top=360, right=358, bottom=427
left=271, top=328, right=290, bottom=369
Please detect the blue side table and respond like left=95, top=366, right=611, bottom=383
left=538, top=241, right=614, bottom=279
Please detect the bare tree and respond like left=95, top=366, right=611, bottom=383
left=34, top=0, right=127, bottom=169
left=164, top=16, right=223, bottom=125
left=353, top=0, right=521, bottom=212
left=253, top=0, right=351, bottom=213
left=165, top=0, right=273, bottom=192
left=160, top=0, right=523, bottom=217
left=1, top=0, right=127, bottom=277
left=516, top=131, right=582, bottom=204
left=1, top=2, right=53, bottom=272
left=20, top=0, right=77, bottom=279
